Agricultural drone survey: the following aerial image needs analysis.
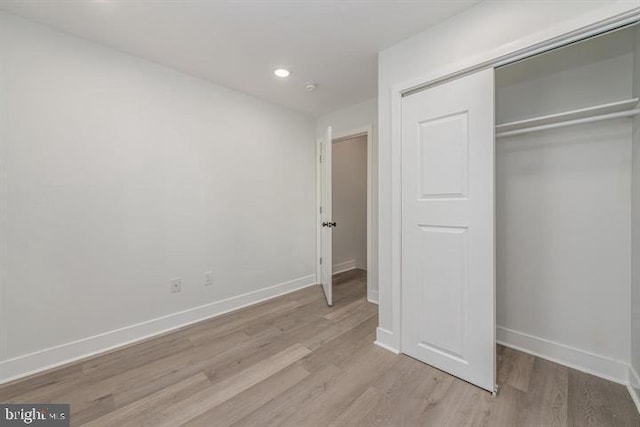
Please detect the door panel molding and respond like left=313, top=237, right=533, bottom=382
left=400, top=68, right=495, bottom=392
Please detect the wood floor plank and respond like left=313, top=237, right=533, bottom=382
left=202, top=319, right=331, bottom=383
left=186, top=300, right=305, bottom=345
left=299, top=315, right=378, bottom=373
left=83, top=373, right=212, bottom=427
left=568, top=369, right=640, bottom=427
left=496, top=344, right=515, bottom=389
left=435, top=379, right=494, bottom=427
left=108, top=330, right=255, bottom=405
left=327, top=386, right=381, bottom=427
left=135, top=343, right=311, bottom=426
left=230, top=364, right=346, bottom=427
left=1, top=363, right=84, bottom=401
left=15, top=329, right=250, bottom=407
left=482, top=384, right=526, bottom=427
left=278, top=344, right=397, bottom=426
left=519, top=357, right=569, bottom=427
left=369, top=360, right=455, bottom=427
left=182, top=364, right=310, bottom=427
left=2, top=270, right=638, bottom=427
left=323, top=297, right=368, bottom=321
left=507, top=349, right=536, bottom=392
left=407, top=371, right=458, bottom=426
left=82, top=333, right=195, bottom=377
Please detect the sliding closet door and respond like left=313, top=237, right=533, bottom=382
left=401, top=68, right=495, bottom=392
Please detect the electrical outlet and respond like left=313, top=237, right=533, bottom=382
left=170, top=278, right=182, bottom=293
left=204, top=271, right=214, bottom=286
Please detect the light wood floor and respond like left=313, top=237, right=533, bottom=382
left=2, top=269, right=639, bottom=426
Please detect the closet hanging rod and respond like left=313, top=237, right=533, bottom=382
left=496, top=108, right=640, bottom=138
left=496, top=98, right=639, bottom=132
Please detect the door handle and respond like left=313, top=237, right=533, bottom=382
left=322, top=222, right=337, bottom=228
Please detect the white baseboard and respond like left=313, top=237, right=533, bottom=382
left=375, top=327, right=399, bottom=354
left=628, top=365, right=640, bottom=415
left=367, top=289, right=379, bottom=305
left=333, top=260, right=357, bottom=275
left=0, top=274, right=317, bottom=384
left=497, top=326, right=629, bottom=385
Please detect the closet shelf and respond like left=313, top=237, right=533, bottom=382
left=495, top=98, right=640, bottom=138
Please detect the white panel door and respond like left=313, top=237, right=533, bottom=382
left=319, top=126, right=333, bottom=305
left=401, top=69, right=495, bottom=392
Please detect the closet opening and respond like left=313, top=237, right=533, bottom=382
left=494, top=22, right=639, bottom=388
left=394, top=9, right=638, bottom=401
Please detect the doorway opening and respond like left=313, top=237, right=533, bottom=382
left=332, top=133, right=368, bottom=298
left=317, top=125, right=375, bottom=306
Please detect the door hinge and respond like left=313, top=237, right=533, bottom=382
left=319, top=206, right=322, bottom=214
left=319, top=257, right=322, bottom=265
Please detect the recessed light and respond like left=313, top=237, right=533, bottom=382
left=274, top=68, right=291, bottom=78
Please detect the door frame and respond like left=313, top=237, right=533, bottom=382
left=381, top=7, right=640, bottom=354
left=316, top=124, right=376, bottom=304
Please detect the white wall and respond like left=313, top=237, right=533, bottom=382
left=316, top=98, right=378, bottom=299
left=0, top=12, right=316, bottom=382
left=377, top=0, right=640, bottom=379
left=332, top=136, right=367, bottom=273
left=316, top=98, right=377, bottom=140
left=631, top=23, right=640, bottom=405
left=495, top=28, right=634, bottom=371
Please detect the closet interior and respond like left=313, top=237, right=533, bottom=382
left=494, top=23, right=640, bottom=381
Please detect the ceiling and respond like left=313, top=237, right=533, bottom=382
left=0, top=0, right=480, bottom=116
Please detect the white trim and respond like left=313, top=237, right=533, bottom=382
left=317, top=124, right=376, bottom=304
left=629, top=365, right=640, bottom=414
left=367, top=290, right=378, bottom=305
left=0, top=274, right=317, bottom=384
left=333, top=259, right=357, bottom=275
left=333, top=132, right=367, bottom=143
left=365, top=125, right=374, bottom=301
left=375, top=327, right=399, bottom=354
left=332, top=126, right=372, bottom=143
left=388, top=84, right=403, bottom=352
left=384, top=4, right=640, bottom=373
left=497, top=326, right=629, bottom=385
left=396, top=6, right=640, bottom=97
left=316, top=137, right=323, bottom=285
